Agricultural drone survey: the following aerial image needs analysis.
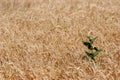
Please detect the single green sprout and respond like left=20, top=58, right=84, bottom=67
left=83, top=36, right=102, bottom=61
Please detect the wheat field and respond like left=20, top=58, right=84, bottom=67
left=0, top=0, right=120, bottom=80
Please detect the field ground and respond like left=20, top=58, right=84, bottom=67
left=0, top=0, right=120, bottom=80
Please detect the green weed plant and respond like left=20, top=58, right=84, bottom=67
left=82, top=36, right=102, bottom=61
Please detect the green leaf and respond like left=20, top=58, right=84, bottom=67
left=94, top=47, right=98, bottom=51
left=86, top=35, right=91, bottom=40
left=82, top=41, right=94, bottom=50
left=93, top=50, right=102, bottom=57
left=90, top=36, right=98, bottom=44
left=85, top=51, right=95, bottom=61
left=85, top=35, right=98, bottom=44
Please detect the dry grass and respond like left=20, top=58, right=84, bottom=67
left=0, top=0, right=120, bottom=80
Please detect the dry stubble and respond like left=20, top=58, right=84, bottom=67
left=0, top=0, right=120, bottom=80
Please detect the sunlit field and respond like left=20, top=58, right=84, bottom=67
left=0, top=0, right=120, bottom=80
